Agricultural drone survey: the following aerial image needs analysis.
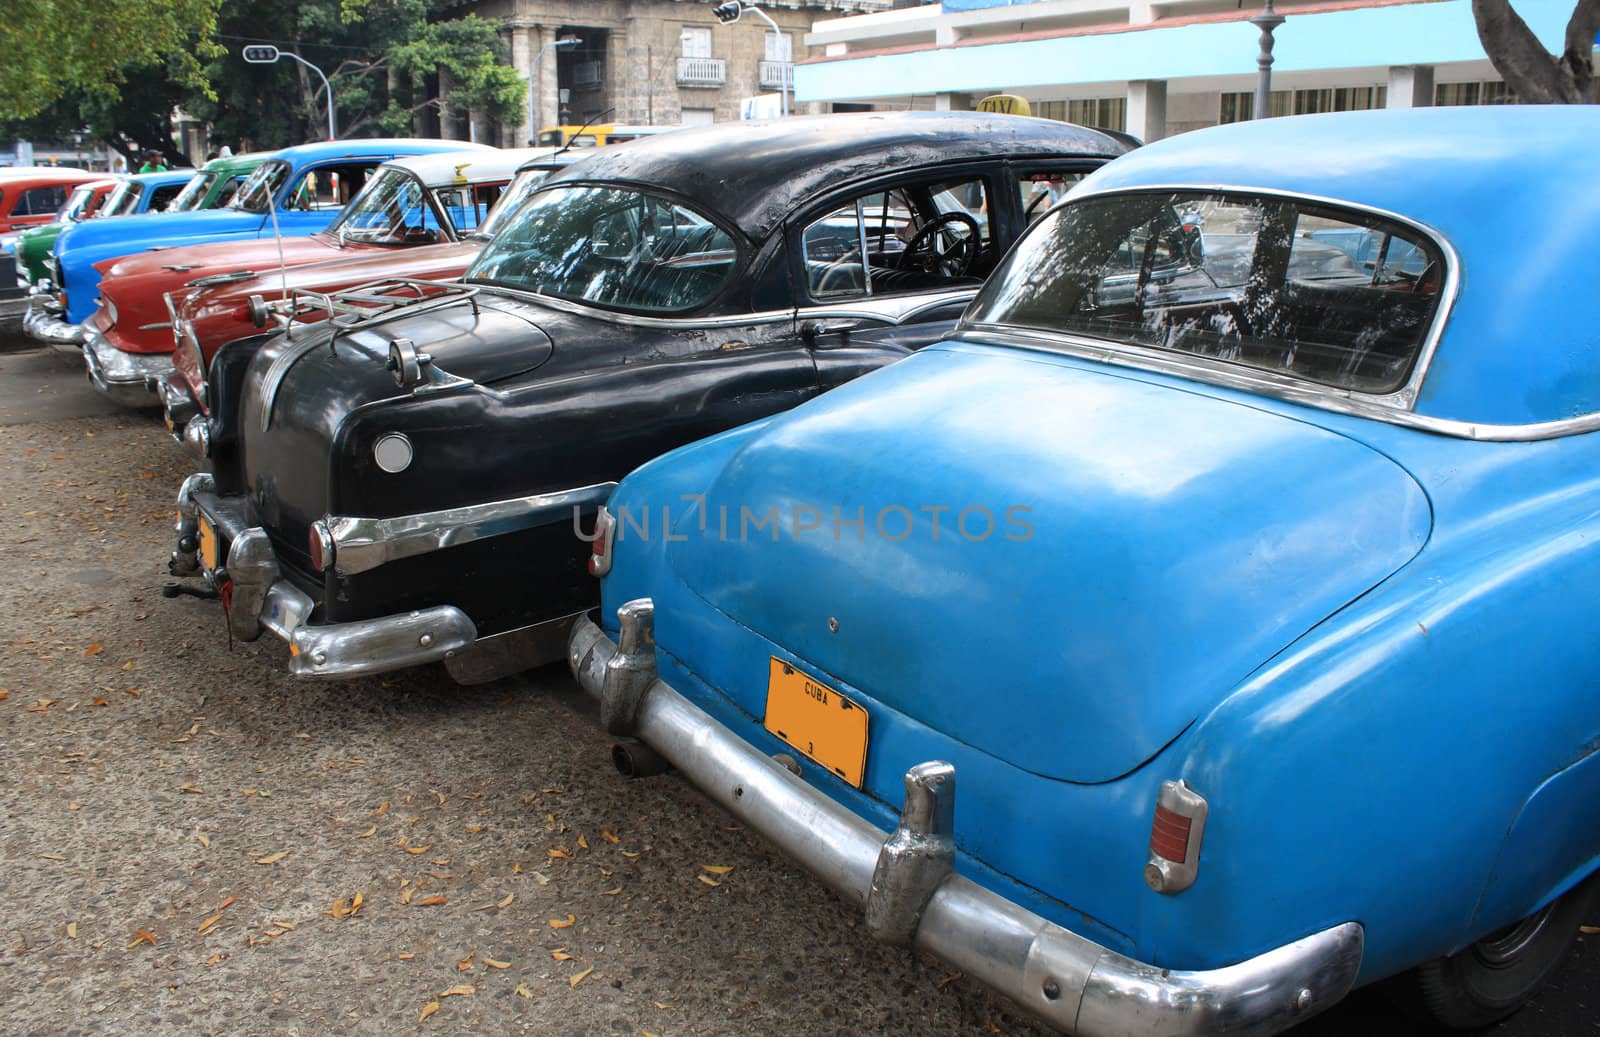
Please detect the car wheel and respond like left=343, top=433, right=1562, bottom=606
left=1410, top=872, right=1598, bottom=1029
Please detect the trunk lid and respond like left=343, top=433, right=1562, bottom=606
left=668, top=344, right=1431, bottom=783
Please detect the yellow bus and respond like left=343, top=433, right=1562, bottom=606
left=535, top=124, right=680, bottom=149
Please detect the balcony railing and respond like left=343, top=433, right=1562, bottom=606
left=574, top=61, right=604, bottom=88
left=676, top=56, right=727, bottom=87
left=758, top=60, right=794, bottom=91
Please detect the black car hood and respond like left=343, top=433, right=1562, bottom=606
left=335, top=293, right=555, bottom=387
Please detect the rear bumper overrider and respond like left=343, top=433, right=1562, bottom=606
left=567, top=603, right=1364, bottom=1037
left=82, top=329, right=172, bottom=406
left=23, top=293, right=89, bottom=351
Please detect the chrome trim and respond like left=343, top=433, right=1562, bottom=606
left=181, top=415, right=211, bottom=460
left=136, top=321, right=173, bottom=332
left=157, top=373, right=199, bottom=434
left=325, top=481, right=617, bottom=577
left=567, top=610, right=1363, bottom=1036
left=308, top=519, right=335, bottom=572
left=958, top=326, right=1600, bottom=443
left=23, top=298, right=89, bottom=350
left=257, top=331, right=332, bottom=431
left=473, top=282, right=799, bottom=331
left=798, top=287, right=977, bottom=326
left=1051, top=182, right=1461, bottom=415
left=82, top=330, right=172, bottom=406
left=442, top=611, right=584, bottom=684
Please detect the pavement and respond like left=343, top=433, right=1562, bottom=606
left=0, top=343, right=1594, bottom=1036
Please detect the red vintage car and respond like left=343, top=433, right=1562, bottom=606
left=85, top=149, right=546, bottom=408
left=0, top=166, right=103, bottom=233
left=159, top=148, right=582, bottom=446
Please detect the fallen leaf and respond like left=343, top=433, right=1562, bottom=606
left=273, top=919, right=295, bottom=930
left=124, top=688, right=140, bottom=697
left=466, top=825, right=484, bottom=833
left=601, top=829, right=620, bottom=845
left=358, top=826, right=376, bottom=838
left=569, top=967, right=594, bottom=989
left=401, top=888, right=415, bottom=905
left=514, top=982, right=534, bottom=999
left=194, top=834, right=210, bottom=848
left=426, top=870, right=453, bottom=881
left=197, top=913, right=223, bottom=935
left=551, top=948, right=574, bottom=961
left=417, top=896, right=448, bottom=907
left=121, top=661, right=135, bottom=671
left=373, top=801, right=389, bottom=817
left=418, top=1001, right=439, bottom=1022
left=653, top=1001, right=675, bottom=1011
left=483, top=957, right=510, bottom=970
left=39, top=853, right=65, bottom=861
left=621, top=851, right=641, bottom=860
left=497, top=893, right=514, bottom=909
left=700, top=864, right=734, bottom=875
left=601, top=887, right=622, bottom=896
left=643, top=1031, right=662, bottom=1037
left=91, top=695, right=109, bottom=707
left=405, top=845, right=431, bottom=855
left=548, top=913, right=576, bottom=929
left=293, top=732, right=311, bottom=739
left=216, top=896, right=237, bottom=911
left=398, top=952, right=415, bottom=960
left=457, top=953, right=474, bottom=972
left=206, top=953, right=223, bottom=965
left=936, top=971, right=963, bottom=988
left=439, top=984, right=475, bottom=998
left=697, top=875, right=721, bottom=888
left=177, top=785, right=203, bottom=795
left=548, top=848, right=572, bottom=860
left=577, top=835, right=589, bottom=850
left=85, top=643, right=104, bottom=656
left=66, top=922, right=77, bottom=939
left=513, top=863, right=524, bottom=875
left=255, top=850, right=288, bottom=865
left=127, top=929, right=157, bottom=948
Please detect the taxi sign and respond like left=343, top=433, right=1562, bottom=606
left=976, top=94, right=1032, bottom=117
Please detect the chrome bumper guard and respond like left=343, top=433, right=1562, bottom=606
left=171, top=475, right=477, bottom=680
left=23, top=294, right=89, bottom=351
left=568, top=603, right=1364, bottom=1037
left=158, top=372, right=201, bottom=441
left=82, top=330, right=173, bottom=406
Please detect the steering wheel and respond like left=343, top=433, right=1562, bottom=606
left=897, top=211, right=981, bottom=278
left=816, top=248, right=864, bottom=295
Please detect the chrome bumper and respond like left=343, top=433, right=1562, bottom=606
left=82, top=330, right=173, bottom=406
left=170, top=475, right=574, bottom=682
left=567, top=604, right=1364, bottom=1037
left=23, top=295, right=90, bottom=351
left=158, top=372, right=202, bottom=442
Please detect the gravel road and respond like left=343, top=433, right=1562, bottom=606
left=0, top=348, right=1593, bottom=1036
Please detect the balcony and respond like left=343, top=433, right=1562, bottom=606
left=758, top=60, right=794, bottom=91
left=676, top=56, right=727, bottom=87
left=574, top=61, right=604, bottom=89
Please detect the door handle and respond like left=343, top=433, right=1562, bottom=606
left=800, top=319, right=860, bottom=344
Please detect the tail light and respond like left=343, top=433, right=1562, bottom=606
left=587, top=507, right=616, bottom=577
left=308, top=520, right=336, bottom=573
left=1144, top=779, right=1207, bottom=894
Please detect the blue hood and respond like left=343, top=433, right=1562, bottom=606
left=666, top=343, right=1432, bottom=783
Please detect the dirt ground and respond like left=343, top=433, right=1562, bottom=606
left=0, top=353, right=1594, bottom=1037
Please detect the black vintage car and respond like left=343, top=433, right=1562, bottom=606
left=168, top=112, right=1130, bottom=682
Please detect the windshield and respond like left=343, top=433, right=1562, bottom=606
left=467, top=185, right=740, bottom=315
left=328, top=167, right=450, bottom=245
left=58, top=185, right=97, bottom=222
left=967, top=190, right=1445, bottom=396
left=166, top=172, right=216, bottom=213
left=470, top=167, right=556, bottom=240
left=102, top=180, right=143, bottom=217
left=230, top=160, right=289, bottom=213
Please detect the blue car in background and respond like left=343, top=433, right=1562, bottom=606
left=569, top=106, right=1600, bottom=1034
left=27, top=138, right=492, bottom=346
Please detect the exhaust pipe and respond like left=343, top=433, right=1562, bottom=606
left=611, top=737, right=671, bottom=780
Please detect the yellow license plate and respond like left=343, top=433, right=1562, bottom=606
left=764, top=657, right=868, bottom=788
left=198, top=515, right=219, bottom=570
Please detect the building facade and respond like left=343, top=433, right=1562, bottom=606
left=795, top=0, right=1581, bottom=140
left=449, top=0, right=887, bottom=145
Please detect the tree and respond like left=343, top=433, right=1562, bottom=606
left=0, top=0, right=221, bottom=120
left=1471, top=0, right=1600, bottom=102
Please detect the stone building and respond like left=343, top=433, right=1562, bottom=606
left=446, top=1, right=888, bottom=145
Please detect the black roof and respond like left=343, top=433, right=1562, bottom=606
left=542, top=111, right=1131, bottom=242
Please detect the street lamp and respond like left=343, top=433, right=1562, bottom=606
left=1248, top=0, right=1285, bottom=120
left=527, top=36, right=583, bottom=144
left=712, top=1, right=788, bottom=117
left=242, top=45, right=336, bottom=140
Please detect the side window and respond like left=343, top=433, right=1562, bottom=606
left=285, top=162, right=379, bottom=211
left=213, top=175, right=247, bottom=208
left=800, top=176, right=991, bottom=300
left=15, top=185, right=68, bottom=217
left=1018, top=170, right=1088, bottom=225
left=433, top=183, right=503, bottom=234
left=150, top=184, right=186, bottom=211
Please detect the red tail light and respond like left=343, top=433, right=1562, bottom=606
left=1144, top=779, right=1208, bottom=895
left=587, top=507, right=616, bottom=577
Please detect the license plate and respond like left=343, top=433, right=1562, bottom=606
left=764, top=657, right=868, bottom=788
left=198, top=515, right=219, bottom=570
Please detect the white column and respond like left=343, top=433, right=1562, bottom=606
left=1127, top=79, right=1168, bottom=143
left=510, top=26, right=533, bottom=145
left=935, top=24, right=960, bottom=46
left=537, top=24, right=562, bottom=135
left=1387, top=65, right=1434, bottom=108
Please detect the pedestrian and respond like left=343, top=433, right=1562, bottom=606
left=137, top=150, right=167, bottom=173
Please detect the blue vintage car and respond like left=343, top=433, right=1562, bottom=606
left=568, top=105, right=1600, bottom=1034
left=27, top=138, right=491, bottom=347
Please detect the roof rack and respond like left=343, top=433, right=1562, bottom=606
left=271, top=278, right=481, bottom=339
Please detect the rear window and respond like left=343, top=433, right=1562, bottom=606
left=967, top=190, right=1446, bottom=396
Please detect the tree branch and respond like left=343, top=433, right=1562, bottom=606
left=1561, top=0, right=1600, bottom=100
left=1470, top=0, right=1581, bottom=102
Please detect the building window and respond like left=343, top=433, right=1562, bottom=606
left=681, top=26, right=712, bottom=59
left=1032, top=98, right=1126, bottom=133
left=764, top=32, right=793, bottom=62
left=1219, top=87, right=1384, bottom=123
left=1436, top=80, right=1518, bottom=105
left=681, top=108, right=716, bottom=127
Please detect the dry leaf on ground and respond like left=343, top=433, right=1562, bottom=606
left=126, top=929, right=157, bottom=948
left=697, top=875, right=721, bottom=888
left=548, top=913, right=575, bottom=929
left=439, top=984, right=475, bottom=998
left=418, top=1002, right=439, bottom=1022
left=701, top=864, right=734, bottom=875
left=456, top=954, right=474, bottom=972
left=483, top=957, right=510, bottom=970
left=514, top=982, right=534, bottom=999
left=569, top=967, right=594, bottom=989
left=255, top=850, right=288, bottom=865
left=417, top=895, right=448, bottom=907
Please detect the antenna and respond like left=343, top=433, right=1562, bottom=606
left=556, top=108, right=615, bottom=156
left=267, top=169, right=290, bottom=302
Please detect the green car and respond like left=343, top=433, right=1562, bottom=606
left=12, top=151, right=271, bottom=290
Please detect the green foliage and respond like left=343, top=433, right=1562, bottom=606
left=0, top=0, right=222, bottom=119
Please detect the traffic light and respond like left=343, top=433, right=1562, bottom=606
left=712, top=2, right=744, bottom=24
left=241, top=45, right=281, bottom=64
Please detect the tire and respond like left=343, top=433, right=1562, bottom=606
left=1408, top=872, right=1599, bottom=1030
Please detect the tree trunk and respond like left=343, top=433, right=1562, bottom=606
left=1471, top=0, right=1600, bottom=102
